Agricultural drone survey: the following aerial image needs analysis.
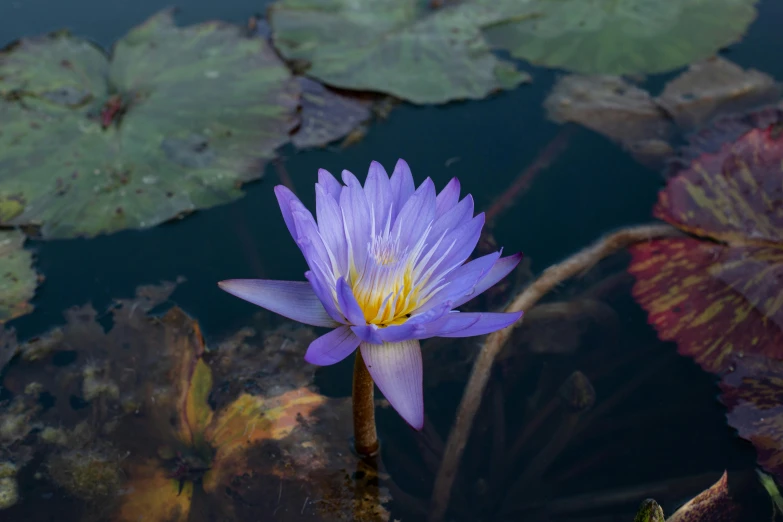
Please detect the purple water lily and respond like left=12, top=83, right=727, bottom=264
left=219, top=160, right=522, bottom=430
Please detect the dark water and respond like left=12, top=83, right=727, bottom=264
left=1, top=0, right=782, bottom=520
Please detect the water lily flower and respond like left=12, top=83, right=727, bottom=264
left=219, top=160, right=522, bottom=430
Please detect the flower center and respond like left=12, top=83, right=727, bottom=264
left=347, top=219, right=451, bottom=326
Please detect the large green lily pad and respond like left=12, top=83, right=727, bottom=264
left=268, top=0, right=531, bottom=104
left=0, top=10, right=299, bottom=239
left=482, top=0, right=758, bottom=75
left=0, top=230, right=38, bottom=323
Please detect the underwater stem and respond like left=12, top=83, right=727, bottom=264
left=353, top=350, right=379, bottom=457
left=429, top=223, right=681, bottom=522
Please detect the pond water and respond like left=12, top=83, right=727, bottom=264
left=1, top=0, right=782, bottom=521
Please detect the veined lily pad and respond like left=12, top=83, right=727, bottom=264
left=482, top=0, right=758, bottom=75
left=0, top=10, right=299, bottom=239
left=629, top=125, right=783, bottom=374
left=268, top=0, right=532, bottom=104
left=0, top=230, right=38, bottom=323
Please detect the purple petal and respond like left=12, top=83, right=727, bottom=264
left=392, top=177, right=436, bottom=249
left=453, top=253, right=523, bottom=307
left=389, top=159, right=415, bottom=220
left=218, top=279, right=339, bottom=328
left=428, top=194, right=474, bottom=246
left=292, top=208, right=334, bottom=286
left=364, top=161, right=393, bottom=229
left=274, top=185, right=306, bottom=241
left=435, top=178, right=460, bottom=218
left=318, top=168, right=343, bottom=201
left=341, top=169, right=362, bottom=187
left=351, top=324, right=385, bottom=344
left=438, top=311, right=523, bottom=338
left=424, top=212, right=485, bottom=278
left=361, top=339, right=424, bottom=430
left=339, top=184, right=372, bottom=272
left=337, top=277, right=365, bottom=325
left=413, top=312, right=482, bottom=338
left=416, top=252, right=500, bottom=314
left=305, top=271, right=345, bottom=323
left=305, top=326, right=360, bottom=366
left=315, top=184, right=348, bottom=274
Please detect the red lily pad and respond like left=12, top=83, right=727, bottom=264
left=628, top=124, right=783, bottom=374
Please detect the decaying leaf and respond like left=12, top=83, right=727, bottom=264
left=268, top=0, right=531, bottom=104
left=656, top=57, right=780, bottom=131
left=0, top=10, right=299, bottom=239
left=293, top=77, right=373, bottom=149
left=0, top=230, right=39, bottom=323
left=629, top=125, right=783, bottom=374
left=545, top=58, right=781, bottom=170
left=482, top=0, right=758, bottom=76
left=545, top=75, right=673, bottom=145
left=720, top=357, right=783, bottom=485
left=667, top=472, right=741, bottom=522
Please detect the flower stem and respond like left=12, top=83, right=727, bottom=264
left=353, top=349, right=379, bottom=457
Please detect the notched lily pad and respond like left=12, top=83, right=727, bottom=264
left=0, top=230, right=38, bottom=323
left=0, top=10, right=299, bottom=239
left=656, top=57, right=780, bottom=131
left=268, top=0, right=532, bottom=104
left=629, top=124, right=783, bottom=374
left=482, top=0, right=758, bottom=75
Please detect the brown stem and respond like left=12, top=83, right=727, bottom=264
left=353, top=350, right=379, bottom=456
left=428, top=223, right=682, bottom=522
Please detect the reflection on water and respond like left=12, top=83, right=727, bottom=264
left=1, top=0, right=782, bottom=520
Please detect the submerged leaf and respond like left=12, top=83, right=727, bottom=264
left=202, top=389, right=325, bottom=493
left=114, top=460, right=192, bottom=522
left=268, top=0, right=531, bottom=104
left=482, top=0, right=758, bottom=75
left=0, top=10, right=299, bottom=239
left=629, top=125, right=783, bottom=374
left=0, top=231, right=39, bottom=323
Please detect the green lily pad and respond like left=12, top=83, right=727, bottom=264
left=268, top=0, right=532, bottom=104
left=0, top=10, right=299, bottom=239
left=482, top=0, right=758, bottom=75
left=0, top=230, right=38, bottom=323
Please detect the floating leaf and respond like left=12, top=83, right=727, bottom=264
left=629, top=125, right=783, bottom=374
left=0, top=10, right=299, bottom=239
left=482, top=0, right=758, bottom=75
left=667, top=472, right=742, bottom=522
left=0, top=231, right=38, bottom=323
left=720, top=357, right=783, bottom=485
left=656, top=57, right=780, bottom=131
left=268, top=0, right=531, bottom=104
